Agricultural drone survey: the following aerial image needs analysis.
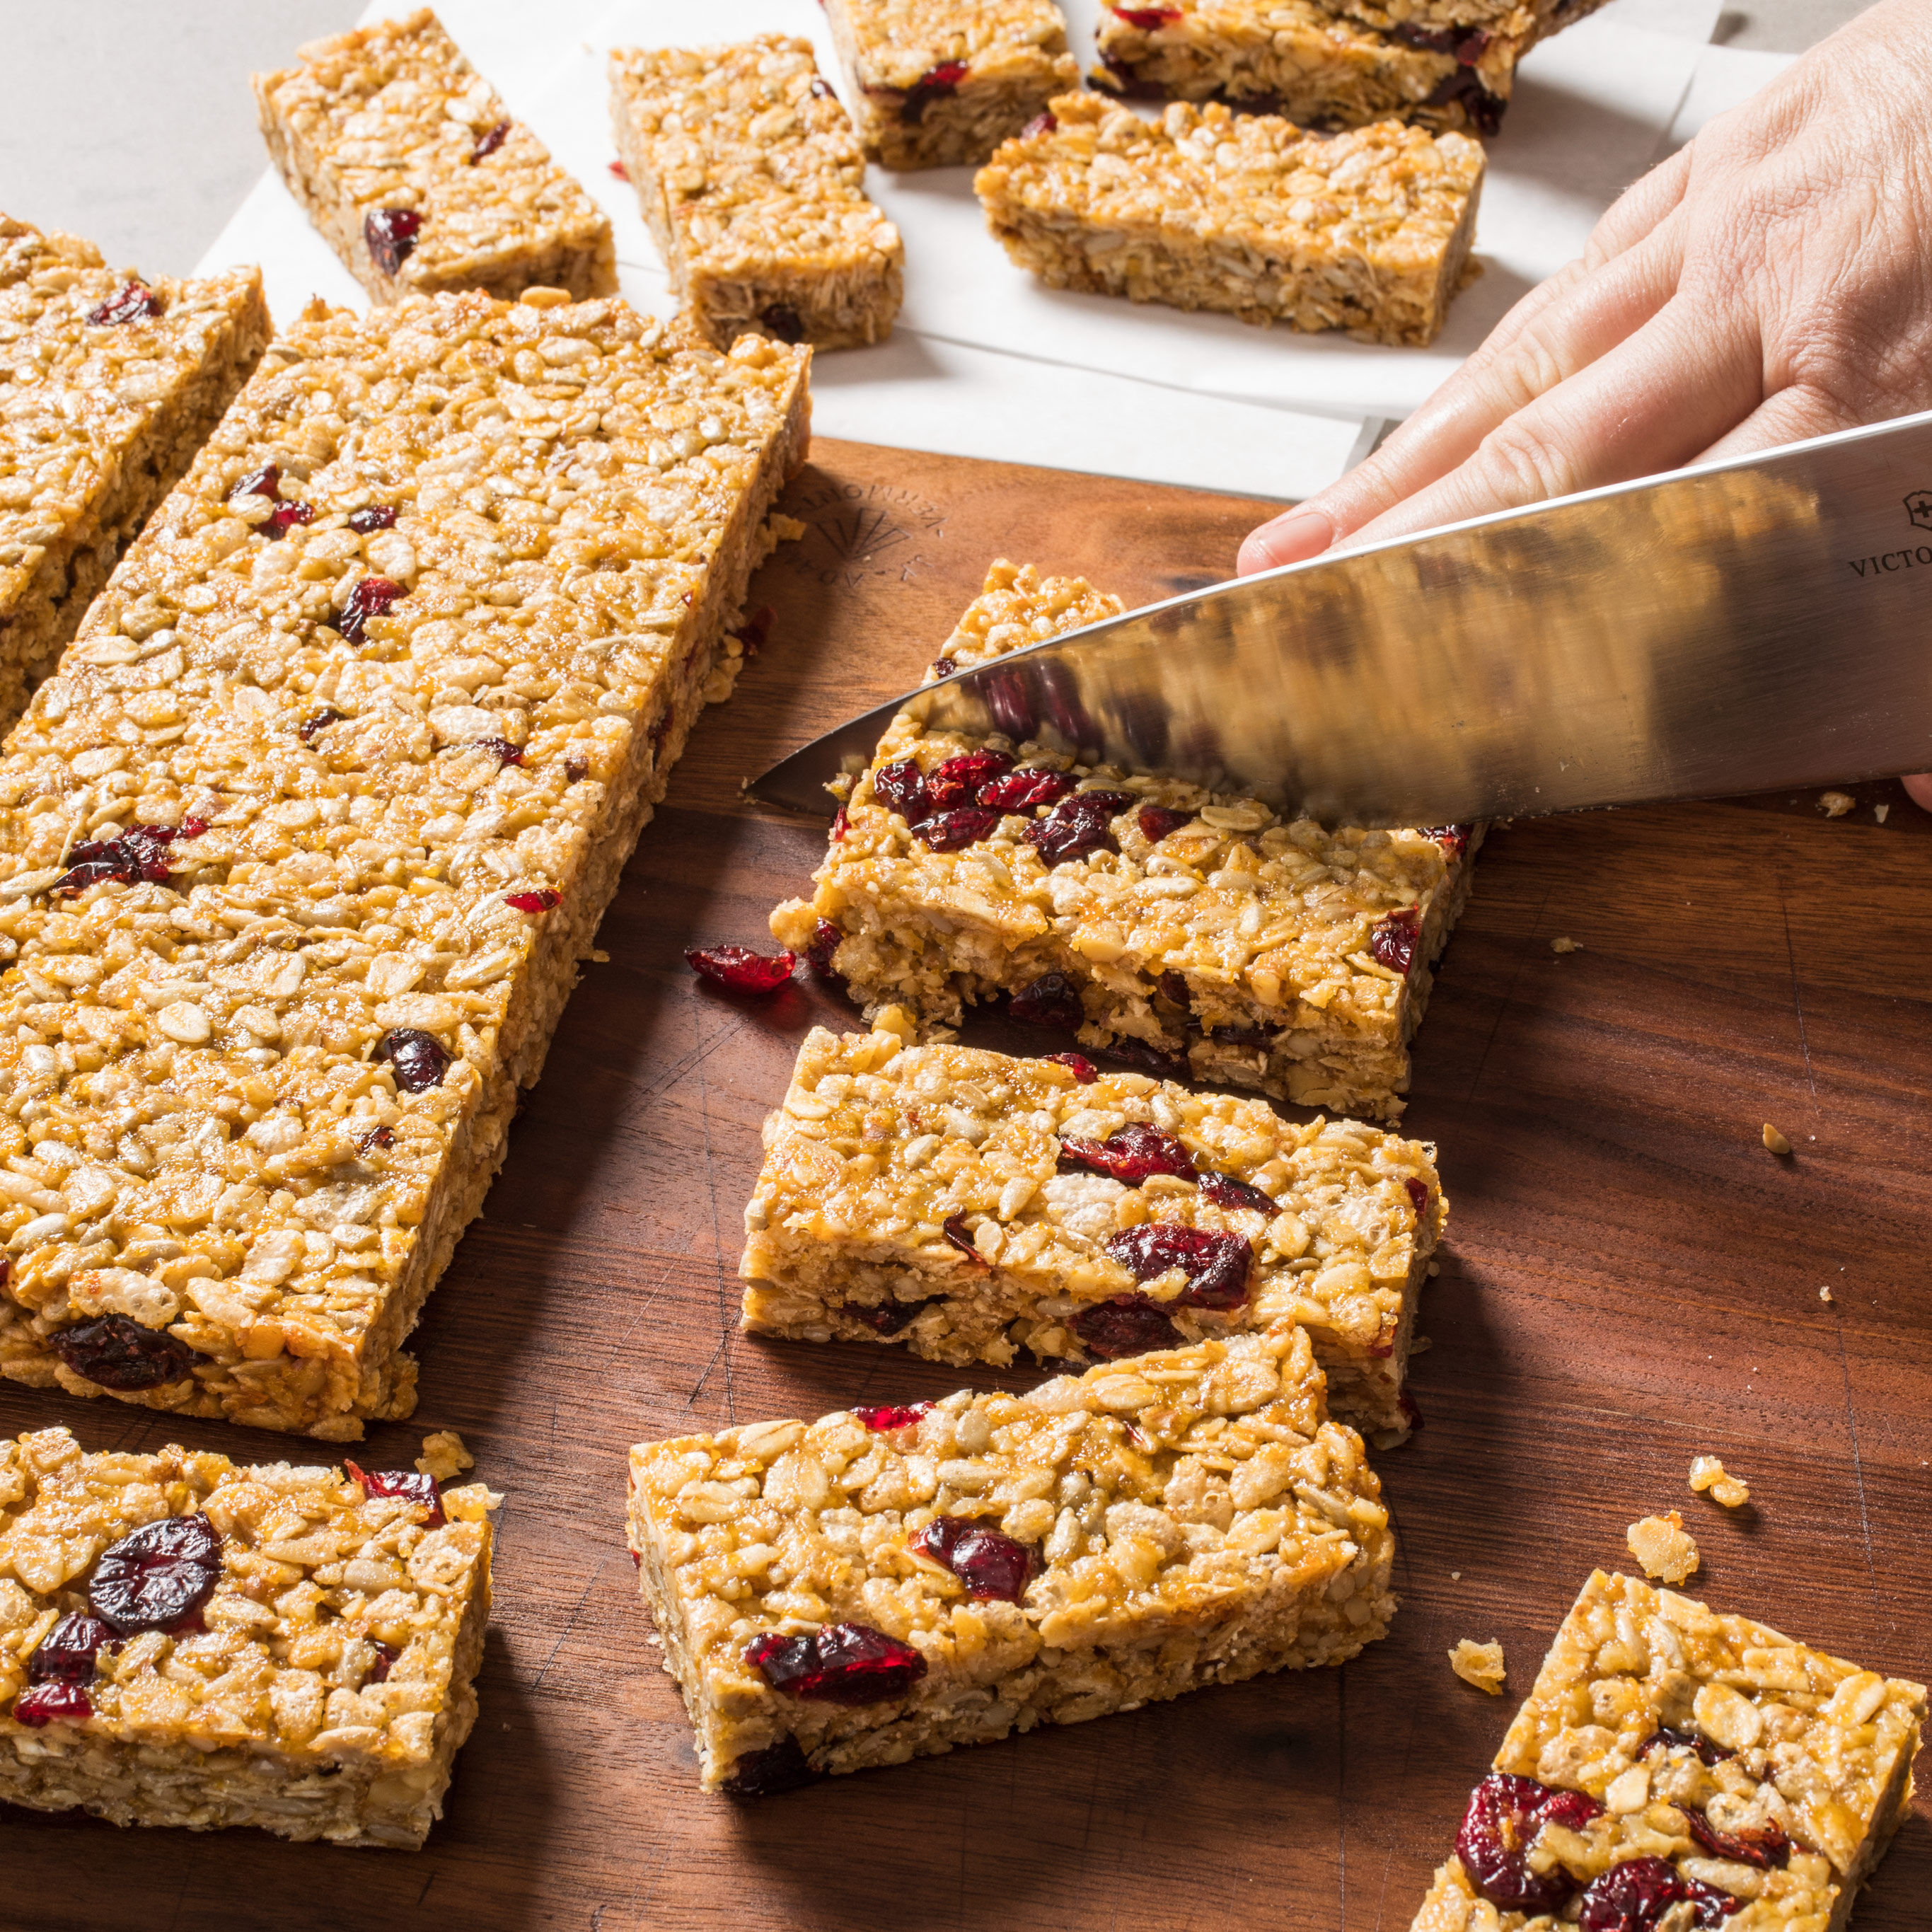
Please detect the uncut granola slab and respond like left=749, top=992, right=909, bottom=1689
left=1094, top=0, right=1609, bottom=137
left=609, top=36, right=903, bottom=353
left=254, top=8, right=616, bottom=306
left=825, top=0, right=1082, bottom=170
left=629, top=1319, right=1394, bottom=1793
left=0, top=1425, right=495, bottom=1846
left=0, top=290, right=809, bottom=1438
left=770, top=562, right=1481, bottom=1121
left=976, top=96, right=1483, bottom=346
left=0, top=217, right=268, bottom=734
left=739, top=1021, right=1444, bottom=1437
left=1413, top=1571, right=1926, bottom=1930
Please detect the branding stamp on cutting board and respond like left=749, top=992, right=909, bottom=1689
left=777, top=478, right=946, bottom=591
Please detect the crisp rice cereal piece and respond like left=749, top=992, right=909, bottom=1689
left=415, top=1430, right=473, bottom=1481
left=0, top=1423, right=494, bottom=1846
left=0, top=216, right=269, bottom=734
left=609, top=37, right=903, bottom=354
left=1626, top=1512, right=1699, bottom=1586
left=738, top=1024, right=1445, bottom=1437
left=1409, top=1569, right=1926, bottom=1928
left=1688, top=1456, right=1749, bottom=1510
left=630, top=1321, right=1396, bottom=1792
left=253, top=8, right=616, bottom=306
left=771, top=560, right=1483, bottom=1122
left=1449, top=1637, right=1505, bottom=1694
left=0, top=290, right=809, bottom=1438
left=826, top=0, right=1080, bottom=170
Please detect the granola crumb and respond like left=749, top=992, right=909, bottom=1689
left=1450, top=1570, right=1461, bottom=1580
left=1427, top=1260, right=1440, bottom=1277
left=1689, top=1454, right=1750, bottom=1508
left=1411, top=1334, right=1433, bottom=1354
left=1875, top=803, right=1891, bottom=823
left=416, top=1430, right=476, bottom=1481
left=1550, top=936, right=1581, bottom=953
left=587, top=948, right=611, bottom=964
left=1819, top=789, right=1856, bottom=817
left=1449, top=1637, right=1506, bottom=1694
left=1762, top=1123, right=1793, bottom=1155
left=1820, top=1284, right=1835, bottom=1304
left=1626, top=1510, right=1700, bottom=1583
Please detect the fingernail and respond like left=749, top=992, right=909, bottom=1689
left=1239, top=508, right=1334, bottom=574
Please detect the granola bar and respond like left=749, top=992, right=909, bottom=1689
left=1411, top=1571, right=1926, bottom=1930
left=770, top=562, right=1482, bottom=1121
left=738, top=1019, right=1444, bottom=1438
left=608, top=36, right=903, bottom=353
left=0, top=289, right=809, bottom=1438
left=0, top=1424, right=496, bottom=1847
left=1094, top=0, right=1609, bottom=138
left=0, top=217, right=268, bottom=736
left=253, top=8, right=616, bottom=306
left=825, top=0, right=1082, bottom=170
left=976, top=96, right=1483, bottom=346
left=628, top=1319, right=1394, bottom=1794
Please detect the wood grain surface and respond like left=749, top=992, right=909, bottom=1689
left=4, top=436, right=1929, bottom=1932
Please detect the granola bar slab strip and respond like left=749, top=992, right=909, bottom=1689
left=630, top=1321, right=1395, bottom=1793
left=0, top=289, right=809, bottom=1438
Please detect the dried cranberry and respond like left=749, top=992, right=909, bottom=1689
left=50, top=820, right=199, bottom=896
left=914, top=806, right=1000, bottom=852
left=1010, top=971, right=1084, bottom=1031
left=349, top=505, right=398, bottom=533
left=806, top=920, right=843, bottom=978
left=744, top=1624, right=927, bottom=1704
left=915, top=1515, right=1036, bottom=1602
left=1577, top=1857, right=1737, bottom=1931
left=1041, top=1051, right=1097, bottom=1083
left=930, top=656, right=956, bottom=679
left=475, top=736, right=526, bottom=768
left=1112, top=3, right=1182, bottom=23
left=297, top=708, right=346, bottom=744
left=1022, top=110, right=1058, bottom=137
left=89, top=1513, right=223, bottom=1636
left=1638, top=1725, right=1732, bottom=1768
left=1058, top=1123, right=1196, bottom=1185
left=565, top=752, right=591, bottom=784
left=1420, top=823, right=1473, bottom=858
left=265, top=502, right=315, bottom=539
left=1394, top=23, right=1491, bottom=62
left=345, top=1462, right=446, bottom=1527
left=470, top=118, right=511, bottom=162
left=1097, top=1039, right=1190, bottom=1080
left=1209, top=1023, right=1274, bottom=1049
left=86, top=282, right=163, bottom=326
left=1423, top=66, right=1507, bottom=134
left=760, top=304, right=806, bottom=345
left=723, top=1735, right=816, bottom=1795
left=686, top=944, right=796, bottom=993
left=335, top=574, right=403, bottom=644
left=374, top=1026, right=452, bottom=1092
left=901, top=59, right=968, bottom=125
left=1157, top=971, right=1191, bottom=1007
left=1399, top=1390, right=1423, bottom=1433
left=11, top=1682, right=93, bottom=1727
left=943, top=1213, right=990, bottom=1268
left=1070, top=1295, right=1179, bottom=1359
left=831, top=806, right=849, bottom=840
left=50, top=1314, right=199, bottom=1392
left=927, top=749, right=1014, bottom=811
left=1370, top=906, right=1422, bottom=976
left=1455, top=1773, right=1603, bottom=1911
left=1405, top=1176, right=1431, bottom=1217
left=231, top=463, right=280, bottom=502
left=1026, top=790, right=1133, bottom=865
left=364, top=207, right=423, bottom=277
left=733, top=606, right=775, bottom=658
left=366, top=1640, right=401, bottom=1684
left=871, top=758, right=931, bottom=822
left=28, top=1613, right=115, bottom=1684
left=809, top=76, right=837, bottom=102
left=1685, top=1809, right=1791, bottom=1870
left=1198, top=1172, right=1277, bottom=1215
left=980, top=767, right=1077, bottom=812
left=609, top=159, right=630, bottom=182
left=504, top=889, right=560, bottom=913
left=1137, top=804, right=1192, bottom=843
left=852, top=1402, right=932, bottom=1431
left=852, top=1300, right=927, bottom=1336
left=1106, top=1224, right=1251, bottom=1310
left=357, top=1125, right=395, bottom=1152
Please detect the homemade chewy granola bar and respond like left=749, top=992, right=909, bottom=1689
left=609, top=36, right=904, bottom=353
left=1094, top=0, right=1609, bottom=138
left=629, top=1319, right=1394, bottom=1793
left=254, top=8, right=616, bottom=306
left=770, top=562, right=1481, bottom=1121
left=976, top=96, right=1483, bottom=346
left=0, top=290, right=809, bottom=1438
left=741, top=1021, right=1444, bottom=1438
left=1413, top=1571, right=1926, bottom=1930
left=1, top=217, right=268, bottom=734
left=825, top=0, right=1082, bottom=170
left=0, top=1425, right=496, bottom=1847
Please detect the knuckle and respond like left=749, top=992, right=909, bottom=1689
left=1473, top=417, right=1578, bottom=507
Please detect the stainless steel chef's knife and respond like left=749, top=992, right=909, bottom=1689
left=748, top=408, right=1932, bottom=827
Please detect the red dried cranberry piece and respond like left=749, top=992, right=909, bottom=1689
left=806, top=920, right=843, bottom=978
left=1026, top=790, right=1134, bottom=865
left=1041, top=1051, right=1097, bottom=1083
left=927, top=749, right=1015, bottom=811
left=723, top=1734, right=817, bottom=1795
left=732, top=605, right=775, bottom=658
left=930, top=656, right=956, bottom=679
left=852, top=1300, right=927, bottom=1335
left=335, top=574, right=403, bottom=644
left=686, top=944, right=797, bottom=993
left=1394, top=23, right=1491, bottom=62
left=1058, top=1123, right=1196, bottom=1185
left=1577, top=1857, right=1737, bottom=1931
left=51, top=820, right=200, bottom=896
left=265, top=502, right=315, bottom=539
left=1398, top=1389, right=1423, bottom=1433
left=504, top=889, right=561, bottom=913
left=872, top=758, right=932, bottom=822
left=475, top=736, right=525, bottom=768
left=89, top=1513, right=223, bottom=1636
left=357, top=1125, right=396, bottom=1153
left=1638, top=1725, right=1733, bottom=1767
left=1419, top=823, right=1473, bottom=858
left=366, top=1639, right=401, bottom=1684
left=28, top=1613, right=115, bottom=1684
left=565, top=751, right=591, bottom=784
left=809, top=76, right=837, bottom=101
left=609, top=158, right=630, bottom=182
left=1423, top=66, right=1506, bottom=134
left=297, top=708, right=346, bottom=744
left=1070, top=1295, right=1179, bottom=1359
left=1198, top=1172, right=1277, bottom=1215
left=1405, top=1176, right=1431, bottom=1217
left=1685, top=1809, right=1791, bottom=1870
left=914, top=806, right=1000, bottom=852
left=345, top=1462, right=446, bottom=1528
left=1157, top=971, right=1191, bottom=1007
left=11, top=1682, right=93, bottom=1728
left=231, top=463, right=280, bottom=502
left=1111, top=3, right=1182, bottom=23
left=901, top=59, right=969, bottom=125
left=86, top=282, right=163, bottom=325
left=831, top=805, right=850, bottom=840
left=50, top=1314, right=199, bottom=1392
left=470, top=119, right=511, bottom=162
left=979, top=766, right=1077, bottom=812
left=744, top=1623, right=927, bottom=1704
left=1137, top=804, right=1193, bottom=845
left=1106, top=1224, right=1251, bottom=1310
left=1022, top=110, right=1058, bottom=137
left=1209, top=1023, right=1275, bottom=1049
left=943, top=1213, right=990, bottom=1268
left=374, top=1026, right=452, bottom=1092
left=1010, top=971, right=1084, bottom=1031
left=364, top=207, right=423, bottom=277
left=852, top=1402, right=932, bottom=1431
left=349, top=505, right=398, bottom=533
left=1097, top=1039, right=1190, bottom=1080
left=915, top=1515, right=1036, bottom=1602
left=760, top=304, right=806, bottom=344
left=1370, top=906, right=1422, bottom=976
left=1455, top=1773, right=1603, bottom=1911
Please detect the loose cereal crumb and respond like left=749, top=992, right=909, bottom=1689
left=1626, top=1510, right=1699, bottom=1583
left=586, top=949, right=611, bottom=964
left=1763, top=1123, right=1793, bottom=1155
left=1450, top=1570, right=1461, bottom=1580
left=1427, top=1260, right=1441, bottom=1277
left=1550, top=936, right=1581, bottom=954
left=1820, top=790, right=1856, bottom=817
left=1689, top=1454, right=1750, bottom=1508
left=1411, top=1334, right=1433, bottom=1354
left=1449, top=1637, right=1506, bottom=1694
left=1820, top=1284, right=1836, bottom=1305
left=1875, top=802, right=1891, bottom=823
left=416, top=1430, right=476, bottom=1481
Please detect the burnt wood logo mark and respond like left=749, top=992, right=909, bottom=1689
left=777, top=479, right=945, bottom=590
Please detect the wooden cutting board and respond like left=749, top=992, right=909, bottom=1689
left=6, top=437, right=1930, bottom=1932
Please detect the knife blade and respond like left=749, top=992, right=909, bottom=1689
left=748, top=407, right=1932, bottom=827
